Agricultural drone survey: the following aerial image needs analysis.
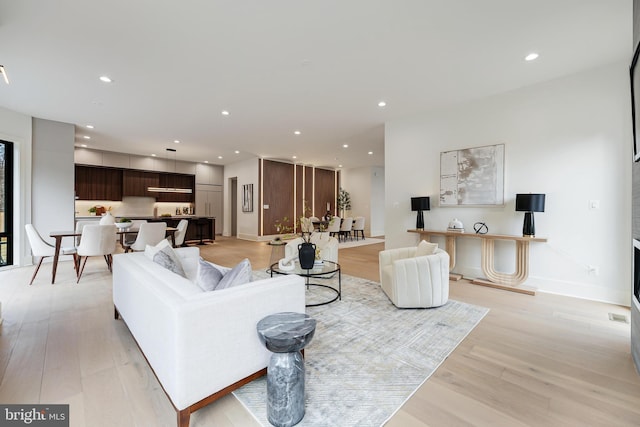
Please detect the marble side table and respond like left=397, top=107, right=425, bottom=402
left=257, top=312, right=316, bottom=427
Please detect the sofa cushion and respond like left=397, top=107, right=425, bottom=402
left=416, top=240, right=438, bottom=257
left=145, top=239, right=186, bottom=278
left=217, top=258, right=252, bottom=290
left=196, top=258, right=225, bottom=291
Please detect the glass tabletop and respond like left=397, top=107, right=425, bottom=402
left=270, top=260, right=340, bottom=277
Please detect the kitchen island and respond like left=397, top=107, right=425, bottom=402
left=75, top=216, right=215, bottom=244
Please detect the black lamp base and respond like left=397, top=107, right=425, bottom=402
left=522, top=212, right=535, bottom=237
left=416, top=210, right=424, bottom=230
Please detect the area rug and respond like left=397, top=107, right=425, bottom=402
left=338, top=237, right=384, bottom=249
left=234, top=272, right=489, bottom=426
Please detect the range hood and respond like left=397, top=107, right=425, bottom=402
left=147, top=187, right=192, bottom=194
left=146, top=148, right=193, bottom=193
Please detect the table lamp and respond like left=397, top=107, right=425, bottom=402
left=515, top=193, right=545, bottom=237
left=411, top=197, right=430, bottom=230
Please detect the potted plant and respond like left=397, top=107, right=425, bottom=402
left=337, top=187, right=351, bottom=218
left=88, top=206, right=97, bottom=216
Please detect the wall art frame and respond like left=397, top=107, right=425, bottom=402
left=242, top=183, right=253, bottom=212
left=440, top=143, right=505, bottom=207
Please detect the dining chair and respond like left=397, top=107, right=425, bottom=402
left=173, top=219, right=189, bottom=247
left=76, top=224, right=117, bottom=283
left=326, top=217, right=341, bottom=239
left=25, top=224, right=78, bottom=285
left=121, top=220, right=148, bottom=247
left=309, top=216, right=320, bottom=231
left=74, top=220, right=97, bottom=246
left=352, top=216, right=365, bottom=240
left=124, top=222, right=167, bottom=252
left=339, top=217, right=353, bottom=242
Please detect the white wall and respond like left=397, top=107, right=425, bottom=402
left=0, top=107, right=32, bottom=267
left=223, top=157, right=259, bottom=239
left=340, top=166, right=385, bottom=237
left=385, top=61, right=631, bottom=305
left=32, top=118, right=75, bottom=261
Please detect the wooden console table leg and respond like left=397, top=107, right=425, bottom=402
left=424, top=233, right=462, bottom=281
left=471, top=239, right=536, bottom=295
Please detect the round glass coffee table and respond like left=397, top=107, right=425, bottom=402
left=270, top=260, right=341, bottom=306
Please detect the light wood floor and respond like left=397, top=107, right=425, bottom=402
left=1, top=236, right=639, bottom=426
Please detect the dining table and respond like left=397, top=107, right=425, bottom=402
left=48, top=227, right=177, bottom=284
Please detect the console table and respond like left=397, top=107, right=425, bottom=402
left=408, top=229, right=547, bottom=295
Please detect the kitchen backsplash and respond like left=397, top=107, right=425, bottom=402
left=75, top=196, right=194, bottom=217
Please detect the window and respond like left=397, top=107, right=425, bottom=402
left=0, top=140, right=13, bottom=266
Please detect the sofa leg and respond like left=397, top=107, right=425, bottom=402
left=178, top=409, right=190, bottom=427
left=114, top=306, right=120, bottom=320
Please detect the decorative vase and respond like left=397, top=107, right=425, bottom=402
left=298, top=242, right=316, bottom=269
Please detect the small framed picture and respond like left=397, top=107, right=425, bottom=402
left=242, top=184, right=253, bottom=212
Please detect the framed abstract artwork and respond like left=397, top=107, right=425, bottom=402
left=630, top=40, right=640, bottom=162
left=242, top=184, right=253, bottom=212
left=440, top=143, right=505, bottom=206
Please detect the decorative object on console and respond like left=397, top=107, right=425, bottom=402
left=447, top=218, right=464, bottom=232
left=411, top=196, right=430, bottom=230
left=473, top=222, right=489, bottom=234
left=515, top=193, right=546, bottom=237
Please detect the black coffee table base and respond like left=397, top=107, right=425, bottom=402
left=304, top=283, right=340, bottom=307
left=270, top=260, right=342, bottom=307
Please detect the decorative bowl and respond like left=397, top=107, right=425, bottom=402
left=115, top=221, right=133, bottom=230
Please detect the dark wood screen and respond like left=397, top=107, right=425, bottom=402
left=262, top=160, right=295, bottom=235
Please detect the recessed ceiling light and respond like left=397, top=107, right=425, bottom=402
left=294, top=130, right=301, bottom=135
left=235, top=150, right=240, bottom=154
left=338, top=164, right=343, bottom=168
left=343, top=144, right=349, bottom=148
left=292, top=155, right=297, bottom=159
left=99, top=76, right=112, bottom=83
left=174, top=140, right=180, bottom=144
left=378, top=101, right=386, bottom=107
left=218, top=156, right=223, bottom=159
left=151, top=154, right=156, bottom=157
left=221, top=110, right=230, bottom=116
left=86, top=124, right=94, bottom=129
left=525, top=53, right=539, bottom=61
left=368, top=151, right=373, bottom=155
left=80, top=144, right=87, bottom=148
left=83, top=135, right=91, bottom=140
left=204, top=160, right=209, bottom=164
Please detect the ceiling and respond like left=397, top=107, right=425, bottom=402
left=0, top=1, right=631, bottom=169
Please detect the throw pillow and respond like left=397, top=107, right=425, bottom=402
left=416, top=240, right=438, bottom=257
left=144, top=239, right=187, bottom=278
left=216, top=258, right=252, bottom=290
left=196, top=258, right=224, bottom=292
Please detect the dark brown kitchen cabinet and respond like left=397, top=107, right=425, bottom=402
left=156, top=173, right=196, bottom=202
left=122, top=170, right=160, bottom=197
left=75, top=165, right=123, bottom=200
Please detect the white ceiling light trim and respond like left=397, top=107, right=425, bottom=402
left=525, top=53, right=539, bottom=61
left=99, top=75, right=112, bottom=83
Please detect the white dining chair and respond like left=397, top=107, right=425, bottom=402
left=125, top=222, right=167, bottom=252
left=173, top=219, right=189, bottom=247
left=25, top=224, right=78, bottom=285
left=76, top=224, right=117, bottom=283
left=74, top=220, right=97, bottom=246
left=121, top=219, right=148, bottom=247
left=326, top=217, right=341, bottom=239
left=352, top=216, right=365, bottom=241
left=340, top=217, right=353, bottom=242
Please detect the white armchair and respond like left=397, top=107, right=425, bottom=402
left=378, top=246, right=449, bottom=308
left=284, top=233, right=339, bottom=263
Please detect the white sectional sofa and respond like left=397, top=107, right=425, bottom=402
left=112, top=247, right=305, bottom=427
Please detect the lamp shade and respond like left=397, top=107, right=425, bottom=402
left=411, top=197, right=430, bottom=211
left=515, top=194, right=545, bottom=212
